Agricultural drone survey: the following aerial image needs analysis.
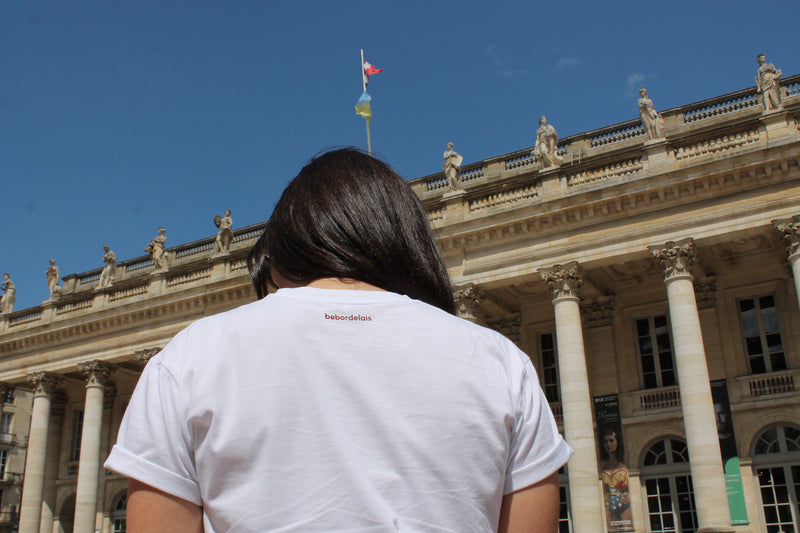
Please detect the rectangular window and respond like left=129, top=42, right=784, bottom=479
left=0, top=413, right=11, bottom=436
left=71, top=410, right=84, bottom=462
left=0, top=450, right=7, bottom=477
left=635, top=315, right=676, bottom=389
left=739, top=295, right=786, bottom=374
left=539, top=333, right=561, bottom=403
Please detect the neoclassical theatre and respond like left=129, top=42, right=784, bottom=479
left=0, top=70, right=799, bottom=533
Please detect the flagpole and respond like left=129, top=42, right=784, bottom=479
left=360, top=48, right=371, bottom=153
left=360, top=49, right=366, bottom=92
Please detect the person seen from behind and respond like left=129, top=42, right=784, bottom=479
left=105, top=148, right=573, bottom=532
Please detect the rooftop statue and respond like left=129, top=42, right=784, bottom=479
left=98, top=245, right=117, bottom=288
left=638, top=87, right=665, bottom=140
left=443, top=142, right=463, bottom=191
left=46, top=259, right=62, bottom=300
left=533, top=116, right=563, bottom=169
left=0, top=273, right=15, bottom=314
left=145, top=227, right=169, bottom=271
left=755, top=53, right=782, bottom=111
left=214, top=210, right=234, bottom=255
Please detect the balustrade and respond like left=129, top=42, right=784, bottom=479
left=567, top=157, right=642, bottom=187
left=7, top=310, right=42, bottom=328
left=56, top=298, right=94, bottom=316
left=737, top=369, right=797, bottom=399
left=124, top=257, right=155, bottom=274
left=673, top=128, right=760, bottom=161
left=589, top=122, right=645, bottom=148
left=631, top=385, right=681, bottom=413
left=469, top=184, right=538, bottom=212
left=167, top=267, right=212, bottom=288
left=108, top=284, right=148, bottom=303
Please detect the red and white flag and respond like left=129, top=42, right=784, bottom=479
left=362, top=58, right=383, bottom=88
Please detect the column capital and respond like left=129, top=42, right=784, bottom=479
left=77, top=360, right=116, bottom=387
left=454, top=284, right=482, bottom=322
left=773, top=215, right=800, bottom=259
left=134, top=347, right=161, bottom=365
left=539, top=261, right=583, bottom=301
left=581, top=295, right=615, bottom=328
left=649, top=238, right=697, bottom=281
left=27, top=371, right=63, bottom=396
left=694, top=276, right=718, bottom=309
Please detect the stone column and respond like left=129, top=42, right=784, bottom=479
left=539, top=262, right=604, bottom=533
left=773, top=216, right=800, bottom=311
left=650, top=240, right=732, bottom=532
left=19, top=372, right=62, bottom=533
left=41, top=390, right=66, bottom=533
left=73, top=361, right=115, bottom=533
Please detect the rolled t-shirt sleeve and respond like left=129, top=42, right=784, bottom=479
left=104, top=346, right=201, bottom=505
left=504, top=356, right=573, bottom=494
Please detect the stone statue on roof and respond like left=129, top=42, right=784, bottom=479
left=46, top=259, right=62, bottom=299
left=98, top=245, right=117, bottom=288
left=755, top=53, right=782, bottom=111
left=145, top=227, right=169, bottom=271
left=214, top=210, right=234, bottom=255
left=443, top=142, right=463, bottom=191
left=638, top=87, right=665, bottom=140
left=0, top=273, right=15, bottom=314
left=533, top=116, right=563, bottom=169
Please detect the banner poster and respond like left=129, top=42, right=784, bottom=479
left=710, top=379, right=749, bottom=525
left=594, top=394, right=634, bottom=532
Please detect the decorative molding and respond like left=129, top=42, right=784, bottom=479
left=0, top=286, right=251, bottom=357
left=436, top=154, right=799, bottom=253
left=28, top=371, right=63, bottom=396
left=77, top=360, right=116, bottom=387
left=773, top=215, right=800, bottom=258
left=539, top=262, right=583, bottom=300
left=649, top=239, right=697, bottom=281
left=581, top=296, right=615, bottom=328
left=694, top=276, right=718, bottom=309
left=134, top=347, right=161, bottom=364
left=454, top=284, right=482, bottom=322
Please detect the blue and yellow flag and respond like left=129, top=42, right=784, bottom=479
left=355, top=91, right=372, bottom=120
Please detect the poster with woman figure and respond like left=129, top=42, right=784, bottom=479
left=594, top=395, right=634, bottom=532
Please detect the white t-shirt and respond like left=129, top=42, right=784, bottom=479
left=105, top=287, right=572, bottom=532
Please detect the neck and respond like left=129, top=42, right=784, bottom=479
left=306, top=277, right=385, bottom=291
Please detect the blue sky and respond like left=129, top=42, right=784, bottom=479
left=2, top=0, right=799, bottom=311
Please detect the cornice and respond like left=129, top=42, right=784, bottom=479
left=0, top=283, right=253, bottom=357
left=436, top=151, right=800, bottom=253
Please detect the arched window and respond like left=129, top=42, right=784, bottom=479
left=752, top=424, right=800, bottom=532
left=640, top=438, right=698, bottom=533
left=112, top=491, right=127, bottom=533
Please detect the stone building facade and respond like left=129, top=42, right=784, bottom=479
left=0, top=74, right=799, bottom=533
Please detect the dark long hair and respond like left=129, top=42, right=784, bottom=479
left=250, top=148, right=454, bottom=313
left=247, top=230, right=271, bottom=300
